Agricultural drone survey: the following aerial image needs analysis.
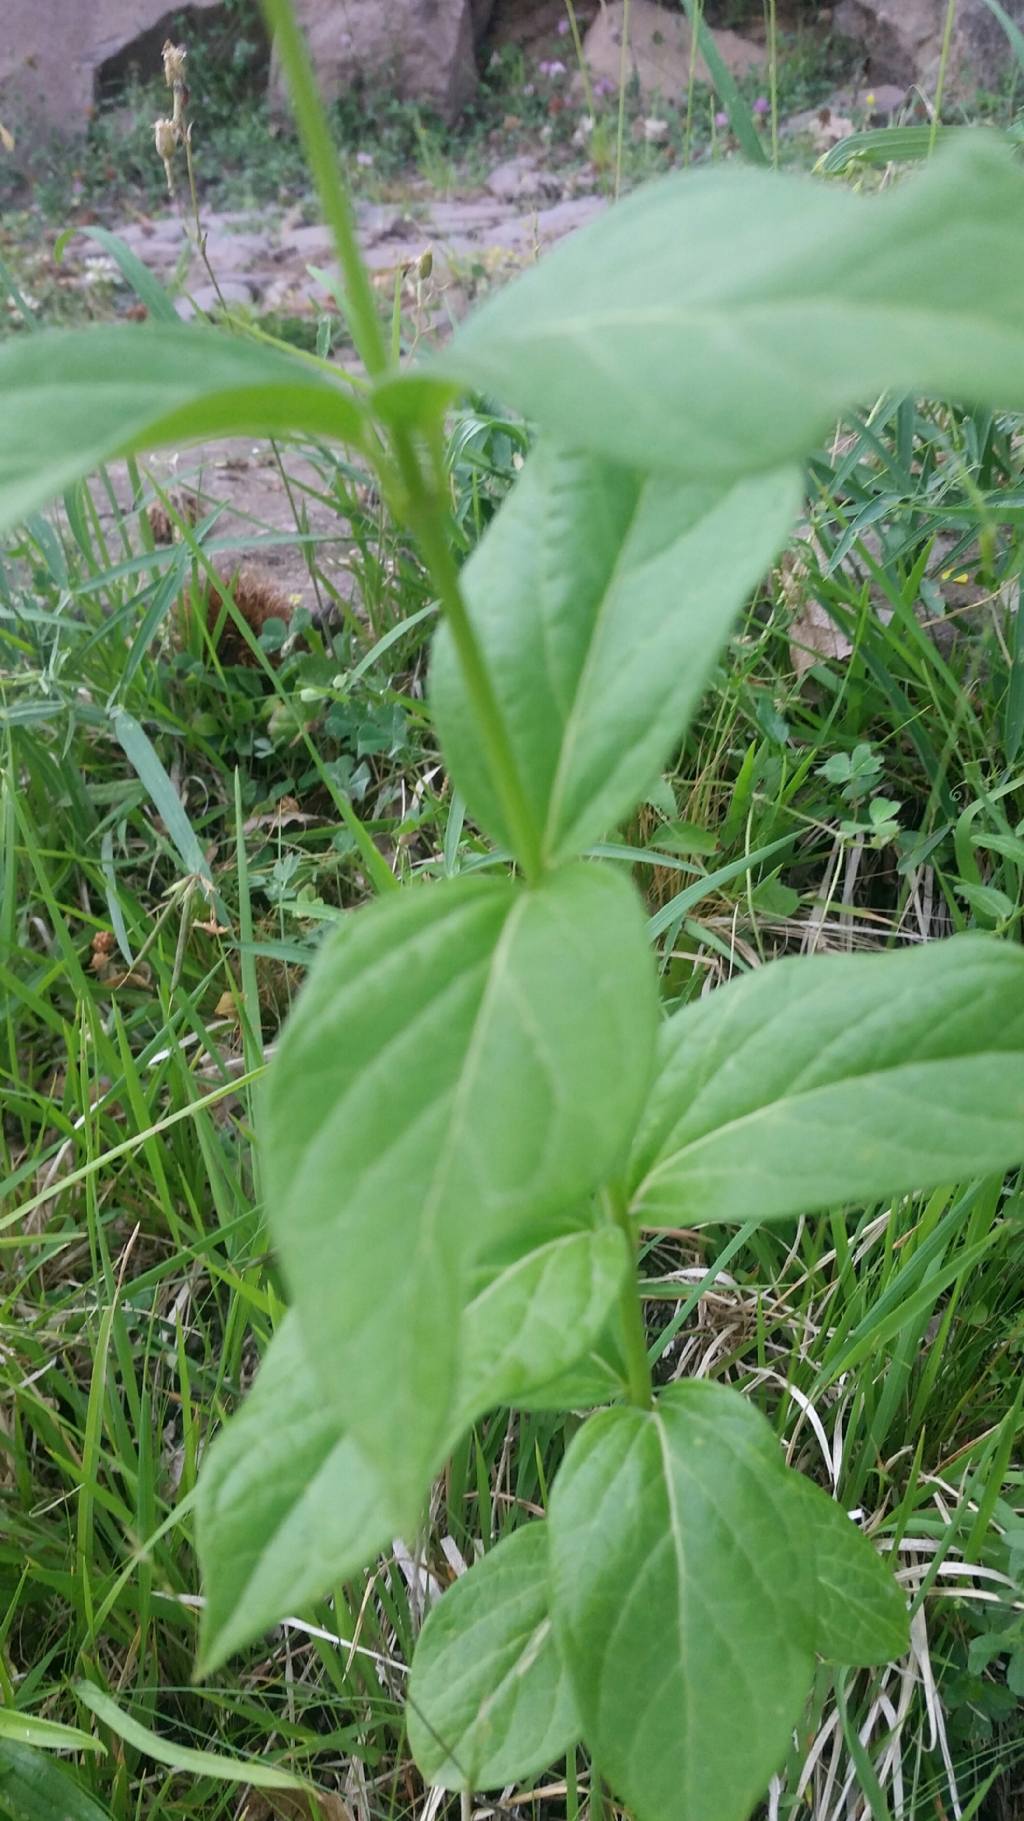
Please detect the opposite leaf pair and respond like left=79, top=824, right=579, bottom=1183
left=197, top=1208, right=632, bottom=1667
left=409, top=1381, right=908, bottom=1821
left=192, top=130, right=1024, bottom=1821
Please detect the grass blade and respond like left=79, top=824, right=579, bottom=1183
left=679, top=0, right=768, bottom=166
left=75, top=1684, right=309, bottom=1791
left=55, top=225, right=180, bottom=324
left=110, top=707, right=212, bottom=887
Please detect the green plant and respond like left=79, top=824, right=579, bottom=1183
left=3, top=4, right=1024, bottom=1812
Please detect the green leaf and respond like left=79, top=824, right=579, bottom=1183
left=678, top=0, right=768, bottom=166
left=816, top=124, right=981, bottom=175
left=788, top=1476, right=908, bottom=1666
left=0, top=325, right=365, bottom=536
left=199, top=1223, right=628, bottom=1673
left=196, top=1314, right=399, bottom=1674
left=629, top=936, right=1024, bottom=1227
left=0, top=1742, right=113, bottom=1821
left=110, top=708, right=213, bottom=889
left=408, top=1523, right=579, bottom=1790
left=548, top=1381, right=815, bottom=1821
left=506, top=1339, right=629, bottom=1412
left=74, top=1685, right=308, bottom=1791
left=0, top=1713, right=103, bottom=1754
left=431, top=446, right=799, bottom=862
left=956, top=880, right=1016, bottom=924
left=453, top=1223, right=630, bottom=1429
left=440, top=136, right=1024, bottom=478
left=56, top=225, right=180, bottom=323
left=264, top=864, right=657, bottom=1519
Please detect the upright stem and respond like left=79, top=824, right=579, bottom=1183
left=265, top=0, right=546, bottom=883
left=262, top=0, right=387, bottom=379
left=395, top=432, right=545, bottom=884
left=766, top=0, right=779, bottom=169
left=602, top=1186, right=653, bottom=1410
left=929, top=0, right=958, bottom=158
left=614, top=0, right=631, bottom=201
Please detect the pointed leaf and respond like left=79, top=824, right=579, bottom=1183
left=630, top=936, right=1024, bottom=1227
left=265, top=864, right=657, bottom=1519
left=408, top=1523, right=578, bottom=1790
left=453, top=1224, right=629, bottom=1429
left=0, top=1742, right=113, bottom=1821
left=0, top=325, right=365, bottom=536
left=507, top=1335, right=629, bottom=1411
left=431, top=446, right=800, bottom=861
left=0, top=1713, right=103, bottom=1754
left=549, top=1381, right=815, bottom=1821
left=58, top=225, right=180, bottom=323
left=441, top=137, right=1024, bottom=477
left=198, top=1226, right=629, bottom=1673
left=196, top=1314, right=400, bottom=1674
left=74, top=1685, right=307, bottom=1791
left=788, top=1476, right=909, bottom=1666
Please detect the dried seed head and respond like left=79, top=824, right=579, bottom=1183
left=154, top=116, right=178, bottom=195
left=162, top=40, right=187, bottom=87
left=154, top=117, right=177, bottom=159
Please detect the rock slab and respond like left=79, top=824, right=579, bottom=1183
left=834, top=0, right=1024, bottom=88
left=581, top=0, right=765, bottom=100
left=1, top=0, right=224, bottom=151
left=269, top=0, right=480, bottom=122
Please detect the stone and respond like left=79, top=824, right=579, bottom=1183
left=864, top=81, right=911, bottom=119
left=201, top=230, right=274, bottom=275
left=277, top=222, right=336, bottom=264
left=493, top=195, right=606, bottom=252
left=485, top=154, right=562, bottom=202
left=175, top=278, right=255, bottom=319
left=580, top=0, right=764, bottom=103
left=1, top=0, right=224, bottom=153
left=268, top=0, right=479, bottom=124
left=834, top=0, right=1024, bottom=90
left=427, top=198, right=512, bottom=233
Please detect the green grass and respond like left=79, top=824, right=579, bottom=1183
left=3, top=367, right=1023, bottom=1819
left=4, top=22, right=1024, bottom=1820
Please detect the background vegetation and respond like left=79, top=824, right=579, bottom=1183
left=2, top=3, right=1024, bottom=1818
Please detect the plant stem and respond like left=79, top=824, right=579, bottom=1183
left=396, top=432, right=545, bottom=883
left=684, top=0, right=701, bottom=166
left=265, top=0, right=545, bottom=881
left=766, top=0, right=779, bottom=168
left=614, top=0, right=631, bottom=201
left=602, top=1186, right=653, bottom=1410
left=929, top=0, right=958, bottom=158
left=261, top=0, right=387, bottom=379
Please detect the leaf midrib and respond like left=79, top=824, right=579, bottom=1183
left=632, top=1048, right=1024, bottom=1206
left=462, top=298, right=1024, bottom=349
left=541, top=484, right=645, bottom=858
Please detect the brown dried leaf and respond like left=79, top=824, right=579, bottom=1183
left=788, top=594, right=853, bottom=682
left=243, top=1792, right=355, bottom=1821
